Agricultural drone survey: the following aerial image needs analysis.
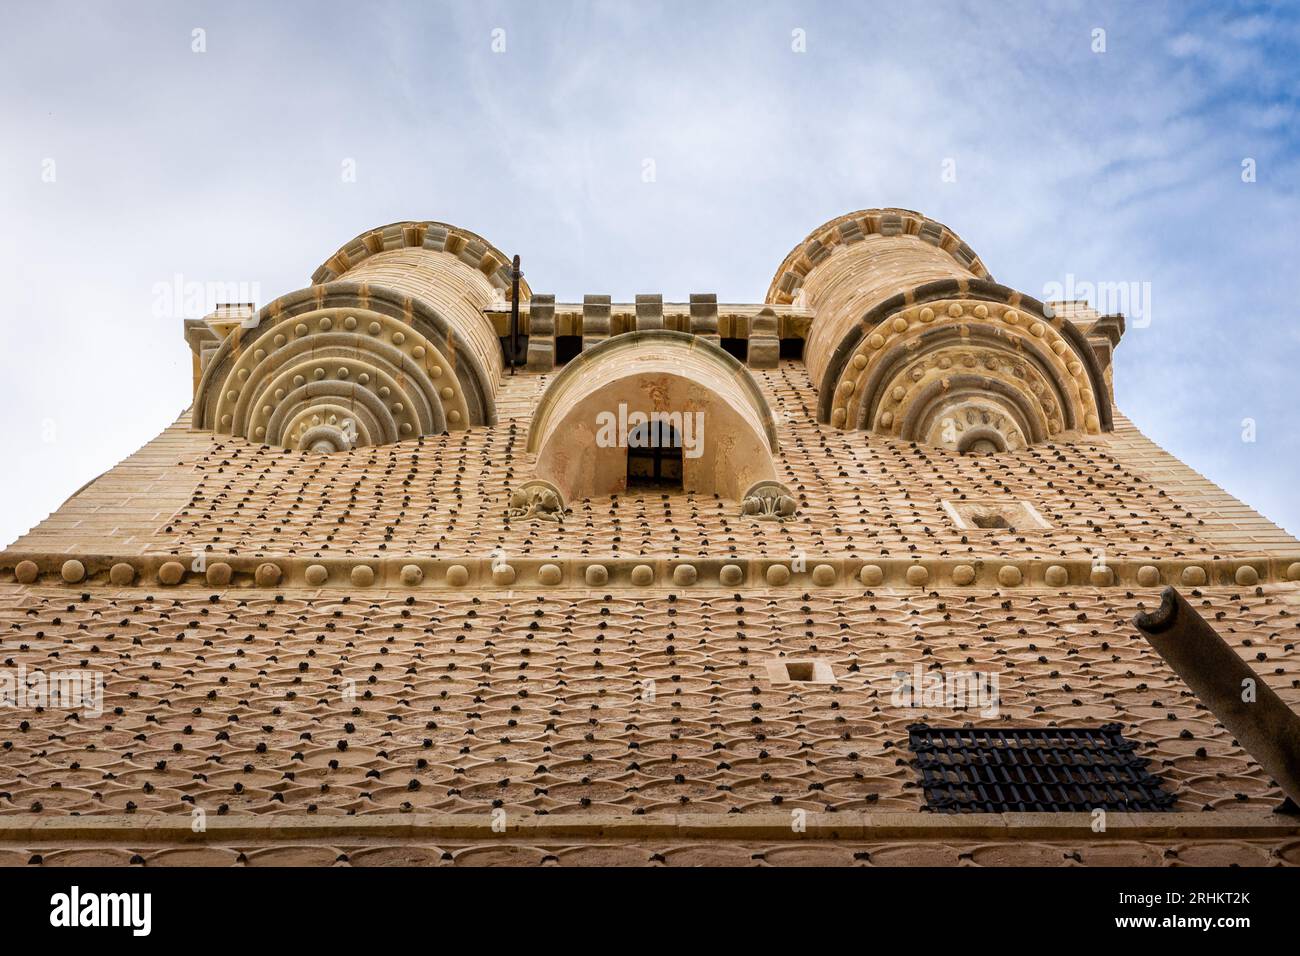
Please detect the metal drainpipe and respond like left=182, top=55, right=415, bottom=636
left=509, top=255, right=521, bottom=376
left=1133, top=586, right=1300, bottom=812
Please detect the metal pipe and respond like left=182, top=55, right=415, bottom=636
left=509, top=255, right=521, bottom=375
left=1133, top=586, right=1300, bottom=810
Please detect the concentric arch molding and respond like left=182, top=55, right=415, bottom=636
left=827, top=294, right=1109, bottom=447
left=816, top=280, right=1114, bottom=439
left=193, top=282, right=498, bottom=449
left=762, top=207, right=1111, bottom=450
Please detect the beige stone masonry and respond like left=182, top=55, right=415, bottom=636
left=524, top=293, right=556, bottom=370
left=1108, top=411, right=1300, bottom=556
left=0, top=811, right=1293, bottom=844
left=634, top=293, right=664, bottom=331
left=3, top=550, right=1295, bottom=592
left=482, top=300, right=813, bottom=340
left=580, top=294, right=612, bottom=350
left=6, top=207, right=1300, bottom=866
left=7, top=411, right=207, bottom=556
left=747, top=307, right=780, bottom=369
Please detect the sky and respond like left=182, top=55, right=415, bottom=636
left=0, top=0, right=1297, bottom=547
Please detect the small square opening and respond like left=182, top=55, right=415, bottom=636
left=765, top=658, right=835, bottom=685
left=942, top=499, right=1050, bottom=532
left=554, top=335, right=583, bottom=365
left=785, top=662, right=815, bottom=681
left=720, top=337, right=749, bottom=362
left=779, top=337, right=805, bottom=360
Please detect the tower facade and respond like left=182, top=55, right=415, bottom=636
left=2, top=209, right=1298, bottom=866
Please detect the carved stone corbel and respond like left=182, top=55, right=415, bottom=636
left=741, top=480, right=798, bottom=522
left=507, top=478, right=567, bottom=522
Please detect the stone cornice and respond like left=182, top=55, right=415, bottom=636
left=3, top=551, right=1296, bottom=592
left=0, top=811, right=1292, bottom=844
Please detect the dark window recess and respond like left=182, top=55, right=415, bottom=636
left=554, top=335, right=583, bottom=365
left=626, top=423, right=683, bottom=491
left=720, top=337, right=748, bottom=362
left=908, top=723, right=1176, bottom=813
left=779, top=337, right=805, bottom=360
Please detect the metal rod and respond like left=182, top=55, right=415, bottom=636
left=509, top=255, right=521, bottom=376
left=1133, top=586, right=1300, bottom=810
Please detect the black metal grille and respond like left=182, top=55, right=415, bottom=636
left=626, top=422, right=683, bottom=490
left=908, top=723, right=1176, bottom=813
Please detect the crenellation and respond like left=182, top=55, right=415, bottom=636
left=524, top=293, right=557, bottom=371
left=634, top=293, right=664, bottom=331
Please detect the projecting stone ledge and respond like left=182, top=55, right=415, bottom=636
left=747, top=307, right=780, bottom=369
left=4, top=551, right=1297, bottom=592
left=524, top=294, right=557, bottom=371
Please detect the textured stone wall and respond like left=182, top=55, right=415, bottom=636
left=10, top=363, right=1297, bottom=566
left=339, top=248, right=505, bottom=403
left=800, top=237, right=975, bottom=390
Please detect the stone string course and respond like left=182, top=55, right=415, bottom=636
left=4, top=550, right=1297, bottom=592
left=1, top=813, right=1296, bottom=867
left=6, top=840, right=1296, bottom=868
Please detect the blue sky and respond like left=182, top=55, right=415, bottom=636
left=1, top=0, right=1297, bottom=545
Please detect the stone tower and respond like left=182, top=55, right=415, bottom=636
left=2, top=209, right=1298, bottom=866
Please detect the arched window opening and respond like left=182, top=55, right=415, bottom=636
left=626, top=421, right=683, bottom=491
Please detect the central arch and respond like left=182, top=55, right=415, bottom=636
left=526, top=331, right=780, bottom=502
